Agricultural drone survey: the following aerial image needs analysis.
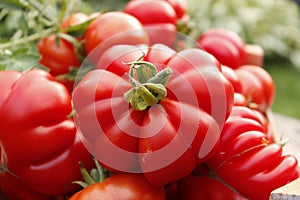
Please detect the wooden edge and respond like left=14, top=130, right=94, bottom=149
left=270, top=178, right=300, bottom=199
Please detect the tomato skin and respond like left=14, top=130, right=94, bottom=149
left=144, top=43, right=177, bottom=65
left=84, top=11, right=149, bottom=63
left=165, top=48, right=234, bottom=126
left=206, top=105, right=299, bottom=200
left=69, top=173, right=166, bottom=200
left=0, top=69, right=93, bottom=198
left=165, top=0, right=187, bottom=19
left=96, top=44, right=147, bottom=76
left=221, top=65, right=242, bottom=93
left=235, top=64, right=275, bottom=112
left=73, top=44, right=233, bottom=186
left=198, top=28, right=247, bottom=69
left=124, top=0, right=178, bottom=46
left=124, top=0, right=177, bottom=25
left=178, top=165, right=247, bottom=200
left=139, top=100, right=221, bottom=186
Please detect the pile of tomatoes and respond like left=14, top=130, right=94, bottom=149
left=0, top=0, right=299, bottom=199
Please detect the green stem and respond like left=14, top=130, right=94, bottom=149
left=124, top=59, right=172, bottom=111
left=0, top=27, right=57, bottom=50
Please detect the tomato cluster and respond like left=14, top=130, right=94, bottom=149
left=0, top=0, right=299, bottom=200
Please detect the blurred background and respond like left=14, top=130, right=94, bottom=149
left=1, top=0, right=300, bottom=119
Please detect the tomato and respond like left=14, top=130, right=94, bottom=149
left=69, top=173, right=166, bottom=200
left=124, top=0, right=178, bottom=46
left=37, top=13, right=92, bottom=93
left=178, top=164, right=247, bottom=200
left=206, top=105, right=299, bottom=200
left=84, top=11, right=149, bottom=64
left=72, top=44, right=233, bottom=186
left=0, top=69, right=93, bottom=199
left=235, top=64, right=275, bottom=113
left=37, top=35, right=81, bottom=76
left=198, top=28, right=247, bottom=69
left=37, top=34, right=81, bottom=93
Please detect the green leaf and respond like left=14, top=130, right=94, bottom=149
left=0, top=0, right=27, bottom=10
left=0, top=47, right=41, bottom=72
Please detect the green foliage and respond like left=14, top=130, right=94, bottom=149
left=187, top=0, right=300, bottom=69
left=0, top=0, right=92, bottom=71
left=0, top=46, right=43, bottom=71
left=265, top=59, right=300, bottom=119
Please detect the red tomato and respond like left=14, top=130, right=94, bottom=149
left=124, top=0, right=178, bottom=46
left=69, top=173, right=166, bottom=200
left=84, top=11, right=149, bottom=63
left=0, top=69, right=93, bottom=199
left=235, top=64, right=275, bottom=113
left=178, top=165, right=247, bottom=200
left=37, top=35, right=81, bottom=76
left=198, top=28, right=247, bottom=69
left=72, top=44, right=233, bottom=186
left=96, top=44, right=147, bottom=76
left=206, top=106, right=299, bottom=200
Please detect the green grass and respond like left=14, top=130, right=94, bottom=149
left=264, top=58, right=300, bottom=119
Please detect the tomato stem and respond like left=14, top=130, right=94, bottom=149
left=124, top=60, right=172, bottom=111
left=0, top=27, right=57, bottom=50
left=73, top=157, right=110, bottom=188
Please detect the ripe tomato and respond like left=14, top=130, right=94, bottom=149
left=84, top=11, right=149, bottom=63
left=73, top=44, right=233, bottom=186
left=69, top=173, right=166, bottom=200
left=235, top=64, right=275, bottom=112
left=198, top=28, right=247, bottom=69
left=37, top=35, right=81, bottom=76
left=0, top=69, right=94, bottom=199
left=178, top=164, right=247, bottom=200
left=206, top=106, right=299, bottom=200
left=37, top=34, right=82, bottom=93
left=124, top=0, right=178, bottom=46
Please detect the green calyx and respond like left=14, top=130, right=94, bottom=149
left=73, top=157, right=110, bottom=188
left=124, top=59, right=172, bottom=111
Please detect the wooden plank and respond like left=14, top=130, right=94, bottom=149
left=244, top=44, right=264, bottom=67
left=270, top=178, right=300, bottom=199
left=269, top=113, right=300, bottom=199
left=272, top=112, right=300, bottom=163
